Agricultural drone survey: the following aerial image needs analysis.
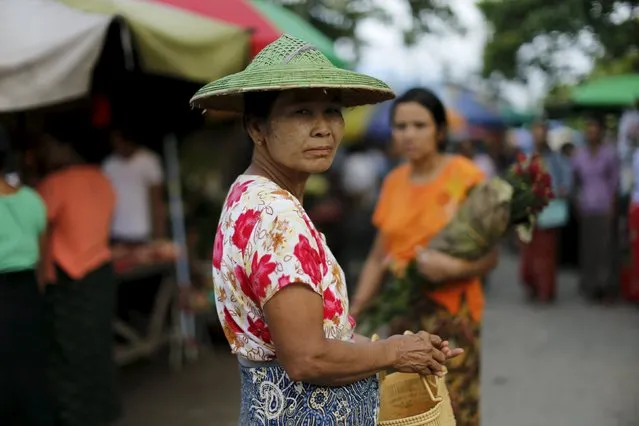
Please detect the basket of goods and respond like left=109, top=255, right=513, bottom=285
left=373, top=332, right=456, bottom=426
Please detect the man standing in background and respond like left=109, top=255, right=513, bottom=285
left=103, top=128, right=166, bottom=244
left=572, top=116, right=621, bottom=304
left=102, top=128, right=167, bottom=323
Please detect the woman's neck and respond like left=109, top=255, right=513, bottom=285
left=246, top=156, right=308, bottom=201
left=409, top=152, right=445, bottom=182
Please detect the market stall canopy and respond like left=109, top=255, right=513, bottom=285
left=500, top=105, right=540, bottom=126
left=153, top=0, right=347, bottom=68
left=570, top=74, right=639, bottom=107
left=0, top=0, right=112, bottom=112
left=441, top=86, right=504, bottom=128
left=62, top=0, right=251, bottom=83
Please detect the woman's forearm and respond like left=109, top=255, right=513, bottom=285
left=352, top=333, right=370, bottom=344
left=290, top=338, right=395, bottom=386
left=426, top=250, right=496, bottom=283
left=447, top=255, right=494, bottom=281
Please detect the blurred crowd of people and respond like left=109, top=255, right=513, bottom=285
left=308, top=98, right=639, bottom=308
left=2, top=84, right=638, bottom=425
left=0, top=122, right=169, bottom=426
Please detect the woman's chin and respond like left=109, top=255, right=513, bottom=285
left=300, top=158, right=334, bottom=174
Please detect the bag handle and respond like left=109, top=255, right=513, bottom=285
left=372, top=331, right=443, bottom=403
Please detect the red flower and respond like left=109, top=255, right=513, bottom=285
left=348, top=315, right=356, bottom=329
left=528, top=160, right=540, bottom=176
left=212, top=226, right=224, bottom=269
left=223, top=307, right=243, bottom=333
left=301, top=216, right=328, bottom=276
left=532, top=184, right=547, bottom=198
left=293, top=234, right=324, bottom=283
left=277, top=274, right=291, bottom=288
left=235, top=254, right=277, bottom=305
left=247, top=315, right=271, bottom=342
left=235, top=265, right=258, bottom=305
left=323, top=287, right=344, bottom=319
left=536, top=172, right=551, bottom=186
left=226, top=180, right=253, bottom=208
left=249, top=252, right=278, bottom=300
left=232, top=209, right=260, bottom=252
left=513, top=164, right=524, bottom=176
left=516, top=152, right=527, bottom=164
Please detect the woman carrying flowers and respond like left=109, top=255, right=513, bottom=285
left=519, top=120, right=573, bottom=303
left=195, top=36, right=463, bottom=424
left=350, top=88, right=499, bottom=426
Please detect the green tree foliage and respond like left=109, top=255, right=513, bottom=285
left=479, top=0, right=639, bottom=83
left=270, top=0, right=464, bottom=56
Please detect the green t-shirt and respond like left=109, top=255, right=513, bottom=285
left=0, top=186, right=47, bottom=272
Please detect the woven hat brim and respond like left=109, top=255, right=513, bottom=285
left=190, top=67, right=395, bottom=112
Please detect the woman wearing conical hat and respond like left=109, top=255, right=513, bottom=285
left=193, top=35, right=463, bottom=424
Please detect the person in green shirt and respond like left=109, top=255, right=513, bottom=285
left=0, top=127, right=52, bottom=426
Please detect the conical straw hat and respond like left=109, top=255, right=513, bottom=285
left=190, top=34, right=395, bottom=112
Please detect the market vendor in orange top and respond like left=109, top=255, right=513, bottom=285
left=350, top=87, right=499, bottom=426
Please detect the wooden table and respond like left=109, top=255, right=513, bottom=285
left=113, top=262, right=180, bottom=366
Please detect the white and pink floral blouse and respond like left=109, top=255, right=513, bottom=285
left=212, top=175, right=355, bottom=361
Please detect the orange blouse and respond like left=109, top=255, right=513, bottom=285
left=37, top=165, right=116, bottom=283
left=373, top=156, right=486, bottom=322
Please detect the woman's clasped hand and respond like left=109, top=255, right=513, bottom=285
left=386, top=331, right=463, bottom=377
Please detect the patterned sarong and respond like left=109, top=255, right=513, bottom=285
left=238, top=357, right=379, bottom=425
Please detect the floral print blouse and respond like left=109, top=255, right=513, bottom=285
left=212, top=175, right=355, bottom=361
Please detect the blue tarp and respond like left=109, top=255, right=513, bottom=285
left=359, top=83, right=506, bottom=142
left=363, top=100, right=393, bottom=142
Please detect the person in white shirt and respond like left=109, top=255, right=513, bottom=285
left=102, top=129, right=166, bottom=243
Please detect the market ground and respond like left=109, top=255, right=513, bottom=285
left=116, top=254, right=639, bottom=426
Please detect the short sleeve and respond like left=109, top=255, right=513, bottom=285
left=101, top=157, right=112, bottom=175
left=142, top=151, right=164, bottom=185
left=28, top=189, right=47, bottom=235
left=466, top=162, right=485, bottom=187
left=36, top=176, right=62, bottom=223
left=453, top=156, right=485, bottom=197
left=243, top=198, right=325, bottom=308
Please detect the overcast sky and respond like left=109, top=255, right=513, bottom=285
left=343, top=0, right=592, bottom=109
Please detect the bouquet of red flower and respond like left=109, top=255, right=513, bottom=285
left=358, top=153, right=554, bottom=335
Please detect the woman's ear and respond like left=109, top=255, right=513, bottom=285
left=245, top=116, right=266, bottom=146
left=438, top=125, right=448, bottom=143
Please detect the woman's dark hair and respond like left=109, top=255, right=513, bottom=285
left=243, top=91, right=281, bottom=124
left=111, top=126, right=141, bottom=145
left=585, top=114, right=606, bottom=129
left=390, top=87, right=449, bottom=152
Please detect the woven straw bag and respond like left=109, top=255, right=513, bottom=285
left=373, top=333, right=456, bottom=426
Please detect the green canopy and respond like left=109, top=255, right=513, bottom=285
left=571, top=74, right=639, bottom=107
left=249, top=0, right=348, bottom=69
left=500, top=105, right=540, bottom=125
